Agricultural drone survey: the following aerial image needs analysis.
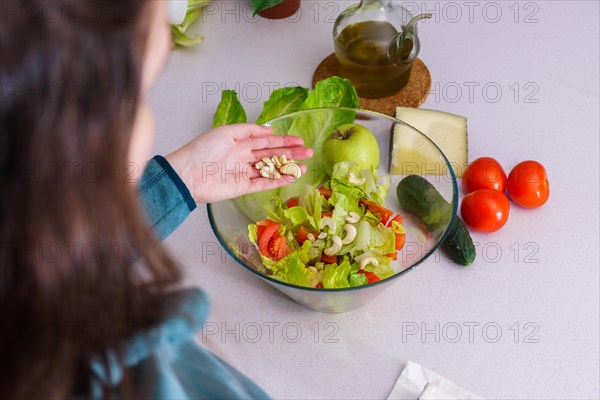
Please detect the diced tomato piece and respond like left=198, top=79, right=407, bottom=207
left=387, top=214, right=404, bottom=227
left=321, top=211, right=333, bottom=218
left=360, top=199, right=393, bottom=225
left=385, top=252, right=398, bottom=260
left=318, top=186, right=332, bottom=200
left=394, top=233, right=406, bottom=251
left=321, top=253, right=337, bottom=264
left=358, top=270, right=381, bottom=284
left=285, top=197, right=299, bottom=208
left=296, top=226, right=317, bottom=245
left=316, top=282, right=324, bottom=289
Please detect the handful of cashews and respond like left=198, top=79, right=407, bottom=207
left=255, top=155, right=302, bottom=180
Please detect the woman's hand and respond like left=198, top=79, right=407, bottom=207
left=166, top=124, right=313, bottom=203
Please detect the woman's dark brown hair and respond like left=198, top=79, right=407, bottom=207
left=1, top=1, right=181, bottom=398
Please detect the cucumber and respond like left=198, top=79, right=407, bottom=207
left=396, top=175, right=476, bottom=266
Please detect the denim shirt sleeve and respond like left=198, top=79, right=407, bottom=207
left=89, top=288, right=271, bottom=400
left=138, top=156, right=197, bottom=240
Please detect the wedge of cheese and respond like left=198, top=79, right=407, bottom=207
left=391, top=107, right=468, bottom=178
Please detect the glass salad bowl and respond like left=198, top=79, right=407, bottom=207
left=207, top=108, right=458, bottom=313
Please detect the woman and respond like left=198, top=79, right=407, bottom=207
left=0, top=1, right=312, bottom=398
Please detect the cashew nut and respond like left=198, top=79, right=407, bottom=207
left=348, top=171, right=366, bottom=185
left=324, top=236, right=342, bottom=256
left=341, top=224, right=357, bottom=245
left=271, top=156, right=282, bottom=169
left=319, top=217, right=336, bottom=231
left=307, top=233, right=316, bottom=242
left=345, top=212, right=360, bottom=224
left=307, top=266, right=318, bottom=274
left=262, top=157, right=275, bottom=166
left=317, top=232, right=327, bottom=239
left=260, top=164, right=280, bottom=179
left=280, top=163, right=302, bottom=179
left=254, top=154, right=301, bottom=180
left=358, top=256, right=379, bottom=270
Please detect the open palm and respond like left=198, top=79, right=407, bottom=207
left=167, top=124, right=313, bottom=203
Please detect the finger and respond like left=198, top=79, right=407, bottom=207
left=248, top=135, right=304, bottom=150
left=252, top=146, right=313, bottom=162
left=222, top=124, right=273, bottom=140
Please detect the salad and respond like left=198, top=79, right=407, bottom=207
left=247, top=162, right=406, bottom=289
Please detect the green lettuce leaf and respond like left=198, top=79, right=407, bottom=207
left=322, top=257, right=352, bottom=289
left=349, top=272, right=368, bottom=287
left=212, top=90, right=247, bottom=128
left=171, top=0, right=210, bottom=48
left=256, top=87, right=309, bottom=125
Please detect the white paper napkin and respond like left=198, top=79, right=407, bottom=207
left=387, top=361, right=483, bottom=400
left=166, top=0, right=189, bottom=25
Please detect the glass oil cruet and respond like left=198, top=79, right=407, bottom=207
left=333, top=0, right=432, bottom=98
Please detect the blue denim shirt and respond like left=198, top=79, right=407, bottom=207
left=91, top=156, right=269, bottom=399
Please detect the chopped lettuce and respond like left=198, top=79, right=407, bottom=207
left=212, top=90, right=247, bottom=128
left=246, top=161, right=404, bottom=289
left=322, top=258, right=352, bottom=289
left=349, top=272, right=368, bottom=287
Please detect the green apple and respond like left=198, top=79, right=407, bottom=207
left=322, top=123, right=380, bottom=172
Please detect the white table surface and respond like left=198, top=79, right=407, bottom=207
left=149, top=1, right=600, bottom=398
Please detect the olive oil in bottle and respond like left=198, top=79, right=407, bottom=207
left=334, top=21, right=412, bottom=99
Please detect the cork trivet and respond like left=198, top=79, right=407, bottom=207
left=312, top=53, right=431, bottom=116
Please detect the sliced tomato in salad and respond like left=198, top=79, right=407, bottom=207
left=387, top=214, right=403, bottom=226
left=358, top=270, right=381, bottom=284
left=257, top=219, right=276, bottom=240
left=394, top=233, right=406, bottom=250
left=285, top=197, right=299, bottom=208
left=258, top=220, right=291, bottom=260
left=296, top=226, right=316, bottom=245
left=360, top=199, right=394, bottom=225
left=320, top=253, right=337, bottom=264
left=269, top=233, right=291, bottom=260
left=318, top=186, right=332, bottom=200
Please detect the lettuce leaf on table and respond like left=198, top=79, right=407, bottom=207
left=212, top=90, right=247, bottom=127
left=171, top=0, right=210, bottom=48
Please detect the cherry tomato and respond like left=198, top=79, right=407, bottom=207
left=462, top=157, right=507, bottom=194
left=360, top=198, right=394, bottom=225
left=461, top=189, right=510, bottom=232
left=285, top=197, right=299, bottom=208
left=507, top=161, right=550, bottom=208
